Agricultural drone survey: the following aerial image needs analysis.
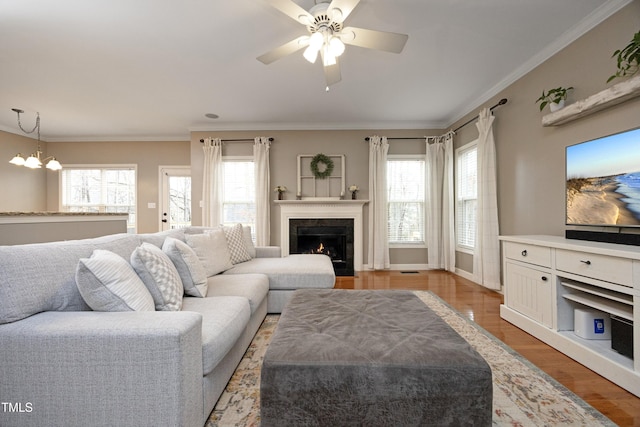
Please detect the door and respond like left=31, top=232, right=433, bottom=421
left=160, top=167, right=191, bottom=231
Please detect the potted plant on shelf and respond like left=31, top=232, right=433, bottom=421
left=535, top=86, right=574, bottom=112
left=607, top=30, right=640, bottom=83
left=274, top=185, right=287, bottom=200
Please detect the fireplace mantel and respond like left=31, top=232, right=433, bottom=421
left=276, top=199, right=368, bottom=271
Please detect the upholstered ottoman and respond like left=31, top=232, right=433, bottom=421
left=260, top=289, right=492, bottom=426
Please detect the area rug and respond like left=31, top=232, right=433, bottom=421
left=206, top=291, right=615, bottom=426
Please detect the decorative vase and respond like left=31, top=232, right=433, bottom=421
left=549, top=100, right=565, bottom=112
left=278, top=192, right=284, bottom=200
left=351, top=191, right=357, bottom=200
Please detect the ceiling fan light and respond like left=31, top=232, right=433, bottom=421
left=323, top=48, right=337, bottom=66
left=309, top=32, right=324, bottom=50
left=46, top=158, right=62, bottom=171
left=329, top=36, right=345, bottom=57
left=9, top=153, right=26, bottom=166
left=303, top=45, right=319, bottom=63
left=24, top=154, right=42, bottom=169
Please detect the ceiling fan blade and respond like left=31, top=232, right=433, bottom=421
left=266, top=0, right=314, bottom=25
left=327, top=0, right=360, bottom=23
left=341, top=26, right=408, bottom=53
left=257, top=36, right=310, bottom=64
left=324, top=60, right=342, bottom=87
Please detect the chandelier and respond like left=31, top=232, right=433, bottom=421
left=9, top=108, right=62, bottom=171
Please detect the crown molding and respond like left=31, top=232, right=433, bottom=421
left=189, top=119, right=447, bottom=133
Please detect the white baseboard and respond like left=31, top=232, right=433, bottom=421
left=359, top=264, right=432, bottom=271
left=454, top=268, right=476, bottom=283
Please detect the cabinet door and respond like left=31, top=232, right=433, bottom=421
left=505, top=262, right=553, bottom=328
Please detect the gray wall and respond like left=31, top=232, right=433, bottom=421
left=0, top=130, right=47, bottom=212
left=45, top=140, right=190, bottom=234
left=450, top=2, right=640, bottom=274
left=190, top=129, right=440, bottom=265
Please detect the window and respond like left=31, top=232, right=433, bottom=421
left=387, top=156, right=425, bottom=245
left=61, top=166, right=137, bottom=232
left=222, top=157, right=255, bottom=233
left=456, top=142, right=478, bottom=252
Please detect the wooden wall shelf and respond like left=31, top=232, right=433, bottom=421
left=542, top=75, right=640, bottom=126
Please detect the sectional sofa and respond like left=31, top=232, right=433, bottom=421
left=0, top=225, right=335, bottom=427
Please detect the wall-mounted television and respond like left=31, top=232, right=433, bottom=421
left=566, top=127, right=640, bottom=228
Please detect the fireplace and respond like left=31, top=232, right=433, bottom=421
left=289, top=218, right=354, bottom=276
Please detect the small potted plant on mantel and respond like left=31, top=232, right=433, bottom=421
left=274, top=185, right=287, bottom=200
left=535, top=86, right=574, bottom=112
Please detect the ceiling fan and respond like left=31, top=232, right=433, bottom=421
left=257, top=0, right=409, bottom=88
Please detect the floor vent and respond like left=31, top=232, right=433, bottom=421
left=401, top=271, right=419, bottom=274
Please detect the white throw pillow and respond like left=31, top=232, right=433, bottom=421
left=185, top=229, right=233, bottom=276
left=223, top=223, right=252, bottom=264
left=131, top=243, right=184, bottom=311
left=162, top=237, right=208, bottom=298
left=75, top=249, right=155, bottom=312
left=243, top=225, right=256, bottom=259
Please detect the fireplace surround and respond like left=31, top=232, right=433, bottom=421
left=276, top=200, right=367, bottom=272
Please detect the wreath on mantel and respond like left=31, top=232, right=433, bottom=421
left=310, top=153, right=334, bottom=179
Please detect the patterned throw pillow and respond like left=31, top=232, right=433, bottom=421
left=223, top=223, right=252, bottom=264
left=162, top=237, right=208, bottom=298
left=131, top=243, right=184, bottom=311
left=76, top=250, right=155, bottom=312
left=185, top=229, right=233, bottom=276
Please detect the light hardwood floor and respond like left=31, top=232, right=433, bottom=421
left=335, top=270, right=640, bottom=427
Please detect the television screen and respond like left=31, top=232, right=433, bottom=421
left=566, top=127, right=640, bottom=227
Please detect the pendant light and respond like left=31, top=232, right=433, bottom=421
left=9, top=108, right=62, bottom=171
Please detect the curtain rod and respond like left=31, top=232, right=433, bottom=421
left=362, top=98, right=508, bottom=142
left=452, top=98, right=508, bottom=133
left=200, top=137, right=274, bottom=143
left=363, top=136, right=426, bottom=142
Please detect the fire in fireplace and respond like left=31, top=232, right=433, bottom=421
left=289, top=219, right=354, bottom=276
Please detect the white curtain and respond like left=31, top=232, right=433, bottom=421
left=367, top=135, right=390, bottom=270
left=473, top=109, right=501, bottom=290
left=202, top=137, right=223, bottom=227
left=426, top=132, right=456, bottom=271
left=254, top=137, right=271, bottom=246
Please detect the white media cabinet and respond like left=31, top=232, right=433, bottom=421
left=499, top=235, right=639, bottom=397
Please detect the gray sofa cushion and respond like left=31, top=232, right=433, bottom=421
left=181, top=296, right=250, bottom=375
left=137, top=228, right=186, bottom=248
left=0, top=233, right=140, bottom=324
left=223, top=254, right=335, bottom=290
left=205, top=274, right=269, bottom=314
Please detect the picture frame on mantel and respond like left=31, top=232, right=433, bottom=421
left=296, top=154, right=346, bottom=200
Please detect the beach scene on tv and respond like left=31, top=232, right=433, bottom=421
left=566, top=128, right=640, bottom=227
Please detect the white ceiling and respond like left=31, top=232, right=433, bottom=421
left=0, top=0, right=629, bottom=142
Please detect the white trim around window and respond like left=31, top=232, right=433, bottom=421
left=59, top=164, right=138, bottom=233
left=455, top=140, right=478, bottom=255
left=387, top=154, right=427, bottom=249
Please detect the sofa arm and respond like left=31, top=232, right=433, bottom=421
left=0, top=311, right=204, bottom=427
left=255, top=246, right=282, bottom=258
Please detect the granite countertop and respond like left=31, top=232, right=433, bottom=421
left=0, top=212, right=127, bottom=216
